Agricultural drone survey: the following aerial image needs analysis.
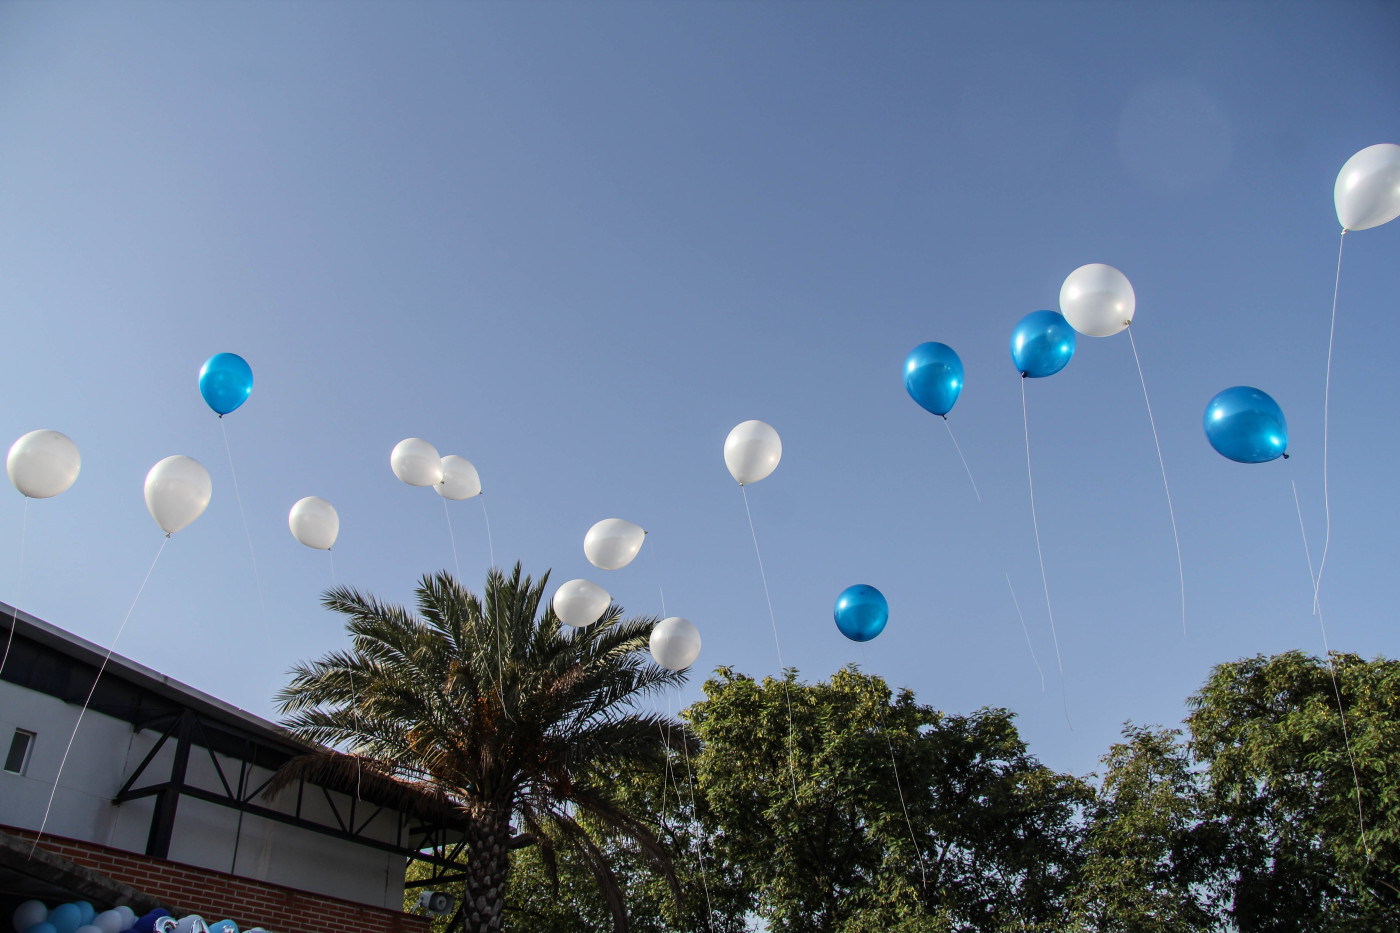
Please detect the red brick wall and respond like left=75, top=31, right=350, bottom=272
left=3, top=826, right=432, bottom=933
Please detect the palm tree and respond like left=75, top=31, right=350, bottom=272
left=271, top=564, right=691, bottom=933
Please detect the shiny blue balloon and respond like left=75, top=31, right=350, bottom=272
left=1009, top=310, right=1076, bottom=378
left=1204, top=386, right=1288, bottom=463
left=23, top=924, right=58, bottom=933
left=903, top=342, right=964, bottom=416
left=198, top=353, right=253, bottom=416
left=74, top=903, right=95, bottom=926
left=833, top=584, right=889, bottom=642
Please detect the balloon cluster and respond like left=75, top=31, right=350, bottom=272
left=8, top=902, right=258, bottom=933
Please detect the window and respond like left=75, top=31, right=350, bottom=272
left=4, top=728, right=35, bottom=775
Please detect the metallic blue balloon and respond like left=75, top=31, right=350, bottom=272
left=1009, top=310, right=1076, bottom=378
left=833, top=584, right=889, bottom=642
left=903, top=342, right=964, bottom=416
left=198, top=353, right=253, bottom=416
left=1204, top=386, right=1288, bottom=463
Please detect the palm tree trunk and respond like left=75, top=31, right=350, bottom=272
left=461, top=807, right=512, bottom=932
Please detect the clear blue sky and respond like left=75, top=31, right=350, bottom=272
left=1, top=0, right=1397, bottom=779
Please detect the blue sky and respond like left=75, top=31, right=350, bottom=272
left=1, top=0, right=1397, bottom=779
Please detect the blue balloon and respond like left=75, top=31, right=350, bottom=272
left=903, top=342, right=964, bottom=417
left=208, top=922, right=240, bottom=933
left=133, top=910, right=169, bottom=933
left=833, top=584, right=889, bottom=642
left=1204, top=386, right=1288, bottom=463
left=74, top=903, right=95, bottom=926
left=198, top=353, right=254, bottom=416
left=46, top=905, right=81, bottom=933
left=1010, top=310, right=1076, bottom=378
left=24, top=924, right=58, bottom=933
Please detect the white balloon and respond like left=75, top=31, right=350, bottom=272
left=551, top=578, right=611, bottom=628
left=435, top=455, right=481, bottom=500
left=583, top=518, right=645, bottom=571
left=144, top=456, right=212, bottom=535
left=115, top=907, right=137, bottom=928
left=12, top=900, right=48, bottom=932
left=7, top=429, right=81, bottom=498
left=390, top=438, right=444, bottom=487
left=650, top=616, right=701, bottom=671
left=1335, top=143, right=1400, bottom=231
left=76, top=926, right=104, bottom=933
left=174, top=915, right=209, bottom=933
left=289, top=496, right=339, bottom=550
left=93, top=910, right=126, bottom=933
left=723, top=420, right=782, bottom=485
left=1059, top=263, right=1136, bottom=337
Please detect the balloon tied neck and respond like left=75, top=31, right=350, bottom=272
left=164, top=532, right=172, bottom=539
left=1020, top=372, right=1028, bottom=379
left=1282, top=452, right=1290, bottom=460
left=941, top=415, right=948, bottom=421
left=217, top=413, right=224, bottom=420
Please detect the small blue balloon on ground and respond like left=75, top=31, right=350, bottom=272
left=1010, top=310, right=1076, bottom=378
left=1204, top=386, right=1288, bottom=463
left=198, top=353, right=254, bottom=415
left=903, top=342, right=964, bottom=416
left=834, top=584, right=889, bottom=642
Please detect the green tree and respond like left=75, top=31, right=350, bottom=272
left=1069, top=725, right=1226, bottom=931
left=689, top=666, right=1089, bottom=933
left=274, top=565, right=688, bottom=933
left=1187, top=651, right=1400, bottom=930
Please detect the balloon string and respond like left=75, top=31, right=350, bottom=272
left=674, top=686, right=715, bottom=930
left=329, top=550, right=361, bottom=801
left=740, top=484, right=800, bottom=802
left=1005, top=571, right=1045, bottom=693
left=220, top=418, right=272, bottom=652
left=1021, top=378, right=1071, bottom=730
left=857, top=643, right=928, bottom=889
left=442, top=497, right=461, bottom=581
left=479, top=495, right=496, bottom=573
left=941, top=419, right=981, bottom=502
left=0, top=497, right=30, bottom=679
left=1126, top=327, right=1186, bottom=636
left=1315, top=230, right=1347, bottom=615
left=32, top=535, right=167, bottom=859
left=1292, top=479, right=1368, bottom=860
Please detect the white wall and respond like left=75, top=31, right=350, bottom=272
left=1, top=680, right=408, bottom=910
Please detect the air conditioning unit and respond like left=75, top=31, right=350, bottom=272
left=417, top=891, right=455, bottom=916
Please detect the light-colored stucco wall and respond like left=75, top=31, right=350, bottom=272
left=1, top=679, right=408, bottom=910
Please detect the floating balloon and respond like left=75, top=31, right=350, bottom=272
left=390, top=438, right=443, bottom=487
left=833, top=584, right=889, bottom=642
left=551, top=579, right=611, bottom=628
left=903, top=343, right=964, bottom=417
left=1010, top=310, right=1076, bottom=378
left=724, top=420, right=782, bottom=485
left=650, top=616, right=701, bottom=670
left=7, top=430, right=81, bottom=499
left=583, top=518, right=645, bottom=571
left=1059, top=263, right=1136, bottom=337
left=1335, top=143, right=1400, bottom=231
left=12, top=901, right=48, bottom=933
left=1204, top=386, right=1288, bottom=464
left=144, top=456, right=211, bottom=534
left=198, top=353, right=253, bottom=416
left=289, top=496, right=339, bottom=550
left=435, top=456, right=481, bottom=500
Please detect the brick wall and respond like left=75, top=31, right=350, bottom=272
left=3, top=826, right=432, bottom=933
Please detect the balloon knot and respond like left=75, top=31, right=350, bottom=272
left=165, top=532, right=172, bottom=539
left=1282, top=453, right=1290, bottom=460
left=1021, top=372, right=1028, bottom=379
left=941, top=415, right=948, bottom=421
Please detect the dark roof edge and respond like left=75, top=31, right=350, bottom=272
left=0, top=601, right=313, bottom=757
